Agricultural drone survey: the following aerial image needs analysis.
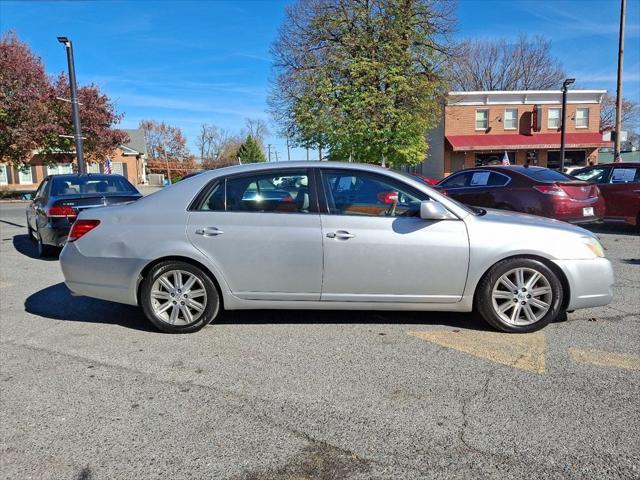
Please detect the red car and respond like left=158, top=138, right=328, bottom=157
left=411, top=174, right=439, bottom=185
left=437, top=166, right=605, bottom=224
left=572, top=162, right=640, bottom=228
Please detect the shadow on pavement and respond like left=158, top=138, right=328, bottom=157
left=25, top=283, right=155, bottom=332
left=25, top=283, right=492, bottom=333
left=12, top=234, right=59, bottom=261
left=584, top=223, right=639, bottom=237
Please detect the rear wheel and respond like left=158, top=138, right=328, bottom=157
left=475, top=258, right=563, bottom=333
left=140, top=261, right=219, bottom=333
left=36, top=232, right=58, bottom=258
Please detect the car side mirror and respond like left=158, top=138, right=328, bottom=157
left=420, top=200, right=455, bottom=220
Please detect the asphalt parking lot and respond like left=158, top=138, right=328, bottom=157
left=1, top=202, right=639, bottom=480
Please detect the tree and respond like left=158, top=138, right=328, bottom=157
left=139, top=120, right=190, bottom=163
left=237, top=135, right=266, bottom=163
left=450, top=35, right=566, bottom=91
left=0, top=31, right=56, bottom=165
left=242, top=118, right=269, bottom=147
left=269, top=0, right=455, bottom=167
left=45, top=73, right=128, bottom=163
left=599, top=93, right=638, bottom=132
left=1, top=31, right=127, bottom=167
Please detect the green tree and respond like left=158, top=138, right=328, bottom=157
left=269, top=0, right=455, bottom=166
left=237, top=135, right=266, bottom=163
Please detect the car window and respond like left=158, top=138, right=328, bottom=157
left=51, top=176, right=138, bottom=196
left=467, top=171, right=510, bottom=187
left=519, top=168, right=573, bottom=182
left=35, top=179, right=49, bottom=199
left=440, top=172, right=472, bottom=188
left=199, top=171, right=311, bottom=214
left=321, top=170, right=427, bottom=217
left=610, top=167, right=639, bottom=184
left=572, top=167, right=609, bottom=184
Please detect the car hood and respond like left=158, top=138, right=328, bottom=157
left=476, top=208, right=593, bottom=236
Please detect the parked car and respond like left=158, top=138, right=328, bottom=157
left=59, top=162, right=613, bottom=334
left=571, top=162, right=640, bottom=228
left=411, top=174, right=439, bottom=185
left=436, top=166, right=604, bottom=224
left=26, top=174, right=142, bottom=257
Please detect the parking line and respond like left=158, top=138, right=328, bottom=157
left=408, top=330, right=546, bottom=374
left=569, top=348, right=640, bottom=371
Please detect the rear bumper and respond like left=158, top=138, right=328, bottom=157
left=40, top=223, right=70, bottom=247
left=549, top=197, right=605, bottom=224
left=60, top=241, right=145, bottom=306
left=553, top=257, right=614, bottom=310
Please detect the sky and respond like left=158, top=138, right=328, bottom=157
left=1, top=0, right=639, bottom=160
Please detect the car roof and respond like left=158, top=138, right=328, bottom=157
left=197, top=161, right=394, bottom=178
left=576, top=162, right=640, bottom=169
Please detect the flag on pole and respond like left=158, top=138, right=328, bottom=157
left=104, top=157, right=112, bottom=174
left=501, top=151, right=510, bottom=165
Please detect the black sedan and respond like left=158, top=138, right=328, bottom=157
left=26, top=174, right=142, bottom=257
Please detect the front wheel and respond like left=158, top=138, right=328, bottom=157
left=475, top=258, right=563, bottom=333
left=140, top=261, right=220, bottom=333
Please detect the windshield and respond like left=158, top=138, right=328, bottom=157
left=572, top=168, right=608, bottom=183
left=51, top=176, right=138, bottom=196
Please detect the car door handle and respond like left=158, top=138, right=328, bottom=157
left=195, top=227, right=224, bottom=236
left=327, top=230, right=355, bottom=240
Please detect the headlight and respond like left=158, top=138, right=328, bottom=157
left=583, top=236, right=605, bottom=258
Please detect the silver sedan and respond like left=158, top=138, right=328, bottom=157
left=60, top=162, right=614, bottom=334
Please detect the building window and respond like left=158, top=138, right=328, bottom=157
left=0, top=165, right=8, bottom=185
left=18, top=165, right=33, bottom=184
left=47, top=163, right=73, bottom=175
left=111, top=162, right=124, bottom=176
left=475, top=109, right=489, bottom=130
left=504, top=109, right=518, bottom=130
left=576, top=108, right=589, bottom=128
left=548, top=108, right=561, bottom=129
left=87, top=163, right=101, bottom=174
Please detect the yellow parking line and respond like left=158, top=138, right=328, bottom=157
left=569, top=348, right=640, bottom=371
left=408, top=330, right=546, bottom=374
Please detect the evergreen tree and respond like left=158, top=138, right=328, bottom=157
left=237, top=135, right=266, bottom=163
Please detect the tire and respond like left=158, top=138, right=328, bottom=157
left=475, top=258, right=563, bottom=333
left=36, top=232, right=58, bottom=258
left=140, top=261, right=219, bottom=334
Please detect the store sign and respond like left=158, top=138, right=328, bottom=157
left=532, top=105, right=542, bottom=132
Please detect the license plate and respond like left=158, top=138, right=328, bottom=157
left=583, top=207, right=594, bottom=217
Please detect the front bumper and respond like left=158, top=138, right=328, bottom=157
left=553, top=257, right=614, bottom=310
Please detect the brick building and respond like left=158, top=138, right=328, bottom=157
left=420, top=90, right=613, bottom=179
left=0, top=128, right=147, bottom=190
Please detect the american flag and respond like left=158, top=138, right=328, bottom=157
left=501, top=151, right=510, bottom=165
left=104, top=157, right=112, bottom=174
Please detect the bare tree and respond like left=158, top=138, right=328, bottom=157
left=242, top=118, right=269, bottom=147
left=195, top=124, right=217, bottom=161
left=450, top=35, right=566, bottom=91
left=600, top=93, right=639, bottom=132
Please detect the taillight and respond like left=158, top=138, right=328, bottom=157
left=48, top=205, right=77, bottom=218
left=68, top=220, right=100, bottom=242
left=533, top=185, right=568, bottom=197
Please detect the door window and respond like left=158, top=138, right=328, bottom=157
left=321, top=170, right=427, bottom=217
left=197, top=171, right=312, bottom=214
left=439, top=172, right=472, bottom=188
left=469, top=171, right=510, bottom=187
left=610, top=167, right=639, bottom=184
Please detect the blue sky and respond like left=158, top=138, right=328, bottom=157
left=1, top=0, right=639, bottom=160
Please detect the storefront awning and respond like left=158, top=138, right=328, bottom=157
left=446, top=132, right=612, bottom=151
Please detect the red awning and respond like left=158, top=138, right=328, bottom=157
left=446, top=132, right=612, bottom=151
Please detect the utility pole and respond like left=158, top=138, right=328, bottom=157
left=306, top=147, right=310, bottom=161
left=559, top=78, right=575, bottom=172
left=57, top=36, right=85, bottom=175
left=614, top=0, right=626, bottom=162
left=274, top=150, right=279, bottom=162
left=286, top=137, right=291, bottom=161
left=267, top=144, right=272, bottom=162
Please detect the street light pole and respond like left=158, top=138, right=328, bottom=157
left=614, top=0, right=626, bottom=162
left=57, top=36, right=85, bottom=175
left=559, top=78, right=575, bottom=172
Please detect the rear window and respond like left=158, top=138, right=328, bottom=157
left=519, top=168, right=573, bottom=182
left=51, top=176, right=138, bottom=196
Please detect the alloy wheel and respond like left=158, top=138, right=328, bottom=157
left=150, top=270, right=208, bottom=326
left=491, top=267, right=553, bottom=326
